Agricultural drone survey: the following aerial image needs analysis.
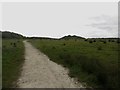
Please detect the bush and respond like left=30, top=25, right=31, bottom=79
left=117, top=40, right=120, bottom=43
left=93, top=40, right=96, bottom=42
left=89, top=41, right=93, bottom=43
left=84, top=39, right=88, bottom=41
left=108, top=40, right=111, bottom=42
left=111, top=40, right=115, bottom=42
left=103, top=41, right=106, bottom=44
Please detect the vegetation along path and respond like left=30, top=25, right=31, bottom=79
left=17, top=41, right=83, bottom=88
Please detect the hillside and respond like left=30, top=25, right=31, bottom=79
left=60, top=35, right=85, bottom=40
left=1, top=31, right=24, bottom=39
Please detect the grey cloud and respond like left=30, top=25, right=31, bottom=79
left=89, top=15, right=118, bottom=31
left=86, top=15, right=118, bottom=38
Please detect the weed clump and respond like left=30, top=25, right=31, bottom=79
left=97, top=46, right=102, bottom=50
left=63, top=43, right=66, bottom=46
left=10, top=42, right=13, bottom=45
left=13, top=43, right=17, bottom=47
left=52, top=46, right=56, bottom=49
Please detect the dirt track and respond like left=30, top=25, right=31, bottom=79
left=17, top=41, right=83, bottom=88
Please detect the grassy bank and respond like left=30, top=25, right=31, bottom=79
left=2, top=39, right=24, bottom=88
left=0, top=38, right=2, bottom=89
left=30, top=39, right=119, bottom=88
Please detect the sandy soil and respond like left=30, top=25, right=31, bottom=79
left=17, top=41, right=83, bottom=88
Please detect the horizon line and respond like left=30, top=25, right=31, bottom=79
left=1, top=30, right=119, bottom=39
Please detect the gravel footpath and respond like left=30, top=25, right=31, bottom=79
left=17, top=41, right=83, bottom=88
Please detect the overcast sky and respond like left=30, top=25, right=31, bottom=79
left=2, top=2, right=118, bottom=38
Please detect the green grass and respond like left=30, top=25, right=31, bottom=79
left=30, top=39, right=119, bottom=88
left=2, top=39, right=24, bottom=88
